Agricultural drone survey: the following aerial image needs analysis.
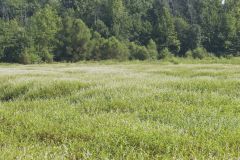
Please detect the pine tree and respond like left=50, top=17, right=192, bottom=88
left=153, top=5, right=180, bottom=55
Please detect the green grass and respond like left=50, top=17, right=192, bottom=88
left=1, top=59, right=240, bottom=159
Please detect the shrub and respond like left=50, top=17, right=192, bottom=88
left=40, top=48, right=54, bottom=63
left=128, top=42, right=150, bottom=60
left=100, top=37, right=129, bottom=60
left=185, top=50, right=193, bottom=58
left=87, top=32, right=105, bottom=60
left=0, top=48, right=4, bottom=60
left=159, top=48, right=173, bottom=59
left=192, top=47, right=209, bottom=59
left=19, top=47, right=41, bottom=64
left=185, top=48, right=212, bottom=59
left=169, top=57, right=180, bottom=64
left=223, top=54, right=234, bottom=59
left=147, top=39, right=158, bottom=60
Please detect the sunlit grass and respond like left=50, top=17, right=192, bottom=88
left=1, top=59, right=240, bottom=159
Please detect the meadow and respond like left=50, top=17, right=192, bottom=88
left=1, top=59, right=240, bottom=159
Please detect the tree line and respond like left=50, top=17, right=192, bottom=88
left=0, top=0, right=240, bottom=64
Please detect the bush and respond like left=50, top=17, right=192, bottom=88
left=185, top=47, right=210, bottom=59
left=87, top=32, right=105, bottom=60
left=169, top=57, right=180, bottom=64
left=192, top=47, right=209, bottom=59
left=0, top=48, right=4, bottom=60
left=128, top=42, right=150, bottom=60
left=147, top=39, right=158, bottom=60
left=185, top=50, right=193, bottom=58
left=100, top=37, right=129, bottom=60
left=159, top=48, right=173, bottom=59
left=225, top=54, right=233, bottom=59
left=19, top=47, right=41, bottom=64
left=40, top=48, right=54, bottom=63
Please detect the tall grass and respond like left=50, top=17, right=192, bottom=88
left=0, top=60, right=240, bottom=159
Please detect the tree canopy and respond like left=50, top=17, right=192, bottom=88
left=0, top=0, right=239, bottom=63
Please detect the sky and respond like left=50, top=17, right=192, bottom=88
left=222, top=0, right=225, bottom=5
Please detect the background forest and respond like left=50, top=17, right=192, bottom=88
left=0, top=0, right=240, bottom=64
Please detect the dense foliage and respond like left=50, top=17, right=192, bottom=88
left=0, top=0, right=240, bottom=63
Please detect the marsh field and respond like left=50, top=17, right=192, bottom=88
left=1, top=59, right=240, bottom=159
